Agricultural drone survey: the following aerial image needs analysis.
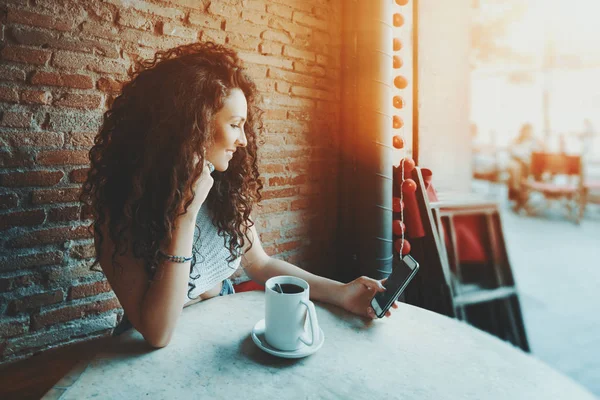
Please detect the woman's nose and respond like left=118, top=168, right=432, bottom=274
left=236, top=129, right=247, bottom=147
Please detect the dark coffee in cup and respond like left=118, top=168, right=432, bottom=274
left=276, top=283, right=304, bottom=294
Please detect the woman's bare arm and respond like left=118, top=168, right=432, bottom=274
left=98, top=213, right=197, bottom=348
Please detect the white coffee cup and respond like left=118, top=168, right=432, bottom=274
left=264, top=276, right=320, bottom=352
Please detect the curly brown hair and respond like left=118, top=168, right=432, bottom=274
left=80, top=42, right=264, bottom=298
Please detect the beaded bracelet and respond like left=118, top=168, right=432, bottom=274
left=158, top=250, right=193, bottom=263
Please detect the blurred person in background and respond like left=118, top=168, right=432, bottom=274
left=507, top=123, right=545, bottom=204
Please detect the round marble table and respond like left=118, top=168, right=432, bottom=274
left=45, top=291, right=596, bottom=400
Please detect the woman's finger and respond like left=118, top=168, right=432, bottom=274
left=366, top=307, right=377, bottom=319
left=385, top=310, right=392, bottom=318
left=391, top=301, right=399, bottom=309
left=359, top=276, right=386, bottom=292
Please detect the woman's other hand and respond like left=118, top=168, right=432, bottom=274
left=339, top=276, right=399, bottom=319
left=180, top=155, right=214, bottom=218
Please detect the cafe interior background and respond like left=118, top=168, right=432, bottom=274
left=0, top=0, right=598, bottom=397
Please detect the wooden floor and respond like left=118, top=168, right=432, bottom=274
left=0, top=339, right=102, bottom=400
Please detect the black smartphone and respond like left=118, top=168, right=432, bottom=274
left=370, top=254, right=419, bottom=318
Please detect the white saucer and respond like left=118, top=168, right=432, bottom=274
left=251, top=319, right=325, bottom=359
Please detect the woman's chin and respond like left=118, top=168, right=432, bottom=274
left=215, top=162, right=229, bottom=172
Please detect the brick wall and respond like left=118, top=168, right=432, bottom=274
left=0, top=0, right=342, bottom=365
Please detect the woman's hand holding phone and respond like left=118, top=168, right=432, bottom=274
left=338, top=276, right=400, bottom=319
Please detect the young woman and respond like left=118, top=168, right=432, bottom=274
left=81, top=42, right=397, bottom=348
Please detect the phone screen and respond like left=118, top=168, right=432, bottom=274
left=373, top=257, right=417, bottom=311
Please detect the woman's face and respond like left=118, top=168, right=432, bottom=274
left=206, top=88, right=248, bottom=171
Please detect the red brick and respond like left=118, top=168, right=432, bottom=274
left=47, top=205, right=80, bottom=223
left=30, top=71, right=94, bottom=89
left=268, top=174, right=307, bottom=187
left=103, top=0, right=183, bottom=18
left=0, top=45, right=51, bottom=65
left=0, top=150, right=35, bottom=168
left=276, top=240, right=303, bottom=253
left=0, top=274, right=41, bottom=293
left=291, top=198, right=310, bottom=211
left=1, top=111, right=32, bottom=128
left=51, top=50, right=97, bottom=70
left=261, top=187, right=299, bottom=200
left=97, top=77, right=122, bottom=94
left=291, top=85, right=333, bottom=101
left=259, top=42, right=282, bottom=56
left=225, top=21, right=265, bottom=38
left=80, top=20, right=119, bottom=40
left=36, top=150, right=89, bottom=165
left=69, top=280, right=110, bottom=300
left=293, top=11, right=328, bottom=31
left=188, top=12, right=222, bottom=30
left=283, top=45, right=315, bottom=62
left=162, top=21, right=199, bottom=39
left=7, top=225, right=92, bottom=248
left=0, top=251, right=63, bottom=272
left=0, top=131, right=63, bottom=147
left=283, top=224, right=310, bottom=238
left=242, top=10, right=269, bottom=26
left=0, top=170, right=63, bottom=187
left=7, top=9, right=74, bottom=31
left=0, top=193, right=19, bottom=210
left=275, top=81, right=291, bottom=94
left=260, top=230, right=281, bottom=243
left=69, top=168, right=89, bottom=183
left=31, top=187, right=80, bottom=204
left=287, top=110, right=312, bottom=121
left=267, top=67, right=316, bottom=86
left=8, top=26, right=56, bottom=46
left=0, top=209, right=45, bottom=231
left=269, top=0, right=313, bottom=13
left=209, top=2, right=242, bottom=18
left=20, top=89, right=52, bottom=105
left=294, top=61, right=326, bottom=77
left=116, top=9, right=154, bottom=31
left=263, top=109, right=288, bottom=120
left=0, top=316, right=29, bottom=338
left=0, top=86, right=19, bottom=103
left=32, top=296, right=121, bottom=329
left=8, top=290, right=64, bottom=315
left=266, top=4, right=293, bottom=20
left=260, top=147, right=307, bottom=161
left=69, top=243, right=96, bottom=261
left=0, top=65, right=26, bottom=82
left=253, top=78, right=276, bottom=93
left=53, top=93, right=102, bottom=110
left=257, top=199, right=289, bottom=214
left=66, top=132, right=96, bottom=148
left=316, top=54, right=328, bottom=66
left=268, top=17, right=312, bottom=36
left=238, top=51, right=293, bottom=70
left=261, top=163, right=286, bottom=174
left=49, top=37, right=120, bottom=59
left=261, top=30, right=292, bottom=45
left=87, top=59, right=128, bottom=75
left=201, top=28, right=227, bottom=44
left=80, top=204, right=94, bottom=220
left=227, top=34, right=261, bottom=51
left=243, top=64, right=268, bottom=79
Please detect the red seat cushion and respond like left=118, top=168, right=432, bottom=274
left=233, top=280, right=265, bottom=293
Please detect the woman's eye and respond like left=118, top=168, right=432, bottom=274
left=230, top=124, right=240, bottom=129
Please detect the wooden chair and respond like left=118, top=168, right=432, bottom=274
left=518, top=152, right=587, bottom=224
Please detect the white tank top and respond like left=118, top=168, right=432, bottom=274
left=185, top=203, right=241, bottom=300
